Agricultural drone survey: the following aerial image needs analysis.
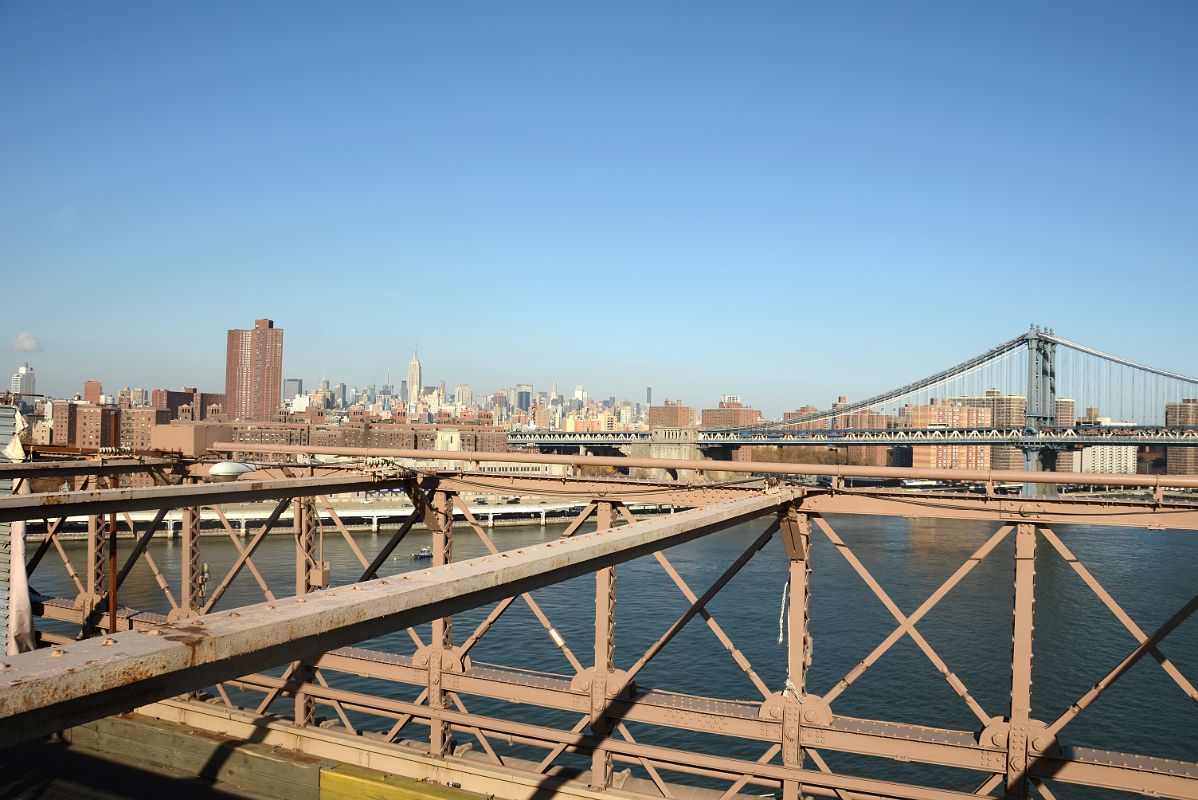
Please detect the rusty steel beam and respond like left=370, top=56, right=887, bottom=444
left=0, top=458, right=181, bottom=479
left=211, top=442, right=1198, bottom=490
left=0, top=489, right=794, bottom=747
left=0, top=474, right=410, bottom=523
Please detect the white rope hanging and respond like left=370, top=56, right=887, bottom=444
left=777, top=579, right=789, bottom=644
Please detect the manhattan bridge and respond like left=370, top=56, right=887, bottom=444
left=510, top=327, right=1198, bottom=469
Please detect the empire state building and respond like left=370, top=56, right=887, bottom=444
left=407, top=352, right=421, bottom=409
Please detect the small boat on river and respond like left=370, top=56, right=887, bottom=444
left=412, top=546, right=433, bottom=560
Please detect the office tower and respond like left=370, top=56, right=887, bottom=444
left=407, top=352, right=422, bottom=408
left=225, top=319, right=284, bottom=421
left=283, top=378, right=303, bottom=400
left=9, top=363, right=34, bottom=398
left=83, top=379, right=102, bottom=404
left=646, top=387, right=652, bottom=405
left=515, top=384, right=533, bottom=413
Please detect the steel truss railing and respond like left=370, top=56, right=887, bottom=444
left=3, top=457, right=1198, bottom=800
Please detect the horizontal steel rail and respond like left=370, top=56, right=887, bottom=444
left=213, top=442, right=1198, bottom=489
left=0, top=457, right=180, bottom=479
left=0, top=474, right=411, bottom=524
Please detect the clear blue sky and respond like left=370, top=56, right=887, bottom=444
left=3, top=2, right=1196, bottom=417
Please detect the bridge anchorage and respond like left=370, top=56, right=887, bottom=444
left=1, top=447, right=1197, bottom=800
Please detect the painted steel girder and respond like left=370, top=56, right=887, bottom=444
left=0, top=489, right=795, bottom=747
left=797, top=490, right=1198, bottom=531
left=0, top=475, right=415, bottom=524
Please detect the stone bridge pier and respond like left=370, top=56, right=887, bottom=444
left=628, top=428, right=717, bottom=482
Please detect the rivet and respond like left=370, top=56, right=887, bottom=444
left=101, top=638, right=115, bottom=646
left=803, top=710, right=817, bottom=722
left=228, top=612, right=240, bottom=618
left=265, top=604, right=275, bottom=610
left=992, top=732, right=1006, bottom=746
left=380, top=580, right=389, bottom=585
left=296, top=598, right=306, bottom=604
left=352, top=586, right=361, bottom=591
left=770, top=707, right=782, bottom=719
left=50, top=649, right=65, bottom=657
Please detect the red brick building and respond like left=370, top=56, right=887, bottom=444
left=225, top=319, right=284, bottom=421
left=83, top=380, right=102, bottom=405
left=648, top=400, right=695, bottom=429
left=700, top=400, right=762, bottom=429
left=75, top=406, right=120, bottom=449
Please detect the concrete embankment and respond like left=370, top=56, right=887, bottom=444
left=3, top=714, right=480, bottom=800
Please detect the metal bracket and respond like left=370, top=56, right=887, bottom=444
left=760, top=690, right=832, bottom=760
left=412, top=644, right=472, bottom=673
left=778, top=507, right=810, bottom=560
left=978, top=717, right=1059, bottom=769
left=570, top=666, right=633, bottom=697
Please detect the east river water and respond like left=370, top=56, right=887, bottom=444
left=28, top=514, right=1198, bottom=798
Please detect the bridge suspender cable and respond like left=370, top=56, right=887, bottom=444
left=710, top=333, right=1031, bottom=434
left=1042, top=333, right=1198, bottom=385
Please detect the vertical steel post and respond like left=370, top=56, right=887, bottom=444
left=82, top=513, right=107, bottom=636
left=293, top=497, right=317, bottom=727
left=779, top=506, right=812, bottom=800
left=85, top=514, right=104, bottom=600
left=294, top=497, right=316, bottom=595
left=107, top=513, right=118, bottom=633
left=590, top=500, right=616, bottom=789
left=1006, top=523, right=1037, bottom=798
left=428, top=489, right=454, bottom=757
left=170, top=507, right=203, bottom=620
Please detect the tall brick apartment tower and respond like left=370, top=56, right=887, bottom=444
left=225, top=319, right=284, bottom=421
left=1166, top=398, right=1198, bottom=475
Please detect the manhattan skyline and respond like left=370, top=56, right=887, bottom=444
left=4, top=2, right=1197, bottom=415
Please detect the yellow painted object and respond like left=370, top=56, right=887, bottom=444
left=320, top=764, right=476, bottom=800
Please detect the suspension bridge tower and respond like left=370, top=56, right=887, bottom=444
left=1023, top=326, right=1063, bottom=487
